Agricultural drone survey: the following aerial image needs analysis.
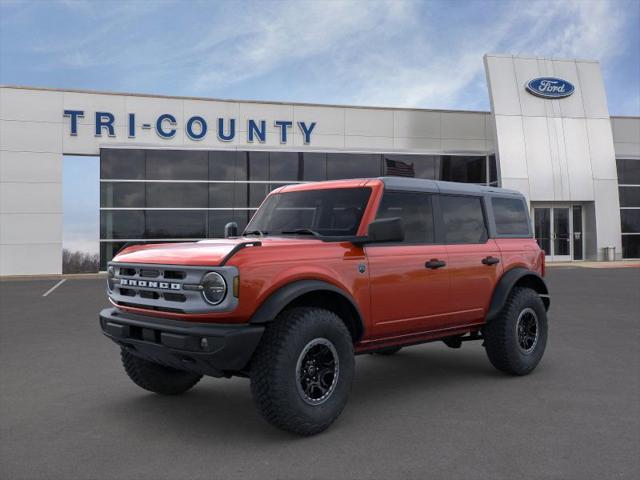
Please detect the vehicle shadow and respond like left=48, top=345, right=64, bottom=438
left=102, top=344, right=501, bottom=442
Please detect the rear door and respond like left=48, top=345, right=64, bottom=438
left=439, top=194, right=502, bottom=325
left=366, top=191, right=451, bottom=338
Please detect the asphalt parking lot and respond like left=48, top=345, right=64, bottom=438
left=1, top=267, right=639, bottom=480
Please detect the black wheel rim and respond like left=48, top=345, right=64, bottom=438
left=295, top=338, right=339, bottom=406
left=516, top=307, right=539, bottom=354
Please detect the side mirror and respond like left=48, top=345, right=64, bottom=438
left=365, top=217, right=404, bottom=243
left=224, top=222, right=239, bottom=238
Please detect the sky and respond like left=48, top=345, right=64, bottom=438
left=1, top=0, right=639, bottom=114
left=1, top=0, right=639, bottom=254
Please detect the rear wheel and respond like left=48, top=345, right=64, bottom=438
left=250, top=307, right=354, bottom=436
left=484, top=287, right=548, bottom=375
left=120, top=349, right=202, bottom=395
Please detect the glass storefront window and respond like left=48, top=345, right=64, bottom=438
left=327, top=153, right=381, bottom=180
left=269, top=152, right=300, bottom=181
left=146, top=182, right=208, bottom=208
left=209, top=183, right=235, bottom=207
left=100, top=210, right=145, bottom=239
left=383, top=154, right=440, bottom=179
left=619, top=187, right=640, bottom=207
left=100, top=149, right=145, bottom=179
left=621, top=235, right=640, bottom=258
left=617, top=159, right=640, bottom=185
left=100, top=149, right=502, bottom=266
left=302, top=152, right=327, bottom=181
left=248, top=151, right=269, bottom=180
left=100, top=182, right=145, bottom=208
left=441, top=155, right=486, bottom=184
left=209, top=150, right=244, bottom=181
left=146, top=210, right=207, bottom=238
left=620, top=210, right=640, bottom=233
left=146, top=150, right=208, bottom=180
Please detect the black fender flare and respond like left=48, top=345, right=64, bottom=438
left=485, top=268, right=550, bottom=323
left=249, top=280, right=365, bottom=341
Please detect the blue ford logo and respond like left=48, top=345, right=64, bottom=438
left=526, top=77, right=575, bottom=99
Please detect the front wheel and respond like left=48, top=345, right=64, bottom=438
left=250, top=307, right=355, bottom=435
left=484, top=287, right=548, bottom=375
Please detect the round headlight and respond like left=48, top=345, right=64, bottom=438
left=201, top=272, right=227, bottom=305
left=107, top=266, right=115, bottom=292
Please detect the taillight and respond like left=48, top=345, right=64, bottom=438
left=541, top=252, right=546, bottom=277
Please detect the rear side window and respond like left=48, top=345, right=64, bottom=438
left=492, top=197, right=530, bottom=236
left=440, top=195, right=487, bottom=244
left=376, top=191, right=435, bottom=243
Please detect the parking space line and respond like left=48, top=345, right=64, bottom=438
left=42, top=279, right=67, bottom=297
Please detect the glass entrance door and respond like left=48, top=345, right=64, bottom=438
left=552, top=207, right=571, bottom=261
left=533, top=206, right=582, bottom=261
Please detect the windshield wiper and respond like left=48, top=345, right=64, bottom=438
left=280, top=228, right=321, bottom=237
left=244, top=229, right=268, bottom=236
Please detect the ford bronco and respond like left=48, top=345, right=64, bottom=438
left=100, top=177, right=550, bottom=435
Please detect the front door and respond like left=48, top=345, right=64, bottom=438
left=533, top=206, right=583, bottom=261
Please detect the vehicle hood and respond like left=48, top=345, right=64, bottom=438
left=111, top=237, right=323, bottom=266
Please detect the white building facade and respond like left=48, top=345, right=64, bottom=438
left=1, top=54, right=639, bottom=275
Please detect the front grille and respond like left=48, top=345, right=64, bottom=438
left=139, top=290, right=160, bottom=300
left=140, top=269, right=160, bottom=278
left=164, top=270, right=186, bottom=280
left=163, top=292, right=186, bottom=302
left=108, top=262, right=238, bottom=314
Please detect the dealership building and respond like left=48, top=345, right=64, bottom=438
left=1, top=53, right=639, bottom=275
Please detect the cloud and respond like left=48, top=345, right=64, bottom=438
left=186, top=2, right=414, bottom=93
left=3, top=0, right=637, bottom=113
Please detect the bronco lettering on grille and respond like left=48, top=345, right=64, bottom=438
left=120, top=278, right=181, bottom=290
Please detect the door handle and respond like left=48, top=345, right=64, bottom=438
left=425, top=259, right=446, bottom=269
left=482, top=256, right=500, bottom=265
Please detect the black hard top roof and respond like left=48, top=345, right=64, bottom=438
left=379, top=177, right=523, bottom=197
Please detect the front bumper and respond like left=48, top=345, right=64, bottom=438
left=99, top=308, right=264, bottom=377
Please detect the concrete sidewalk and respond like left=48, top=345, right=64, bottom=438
left=548, top=260, right=640, bottom=268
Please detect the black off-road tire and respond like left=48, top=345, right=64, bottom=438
left=484, top=287, right=548, bottom=375
left=120, top=349, right=202, bottom=395
left=250, top=307, right=355, bottom=436
left=373, top=346, right=402, bottom=356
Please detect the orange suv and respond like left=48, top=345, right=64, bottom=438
left=100, top=177, right=550, bottom=435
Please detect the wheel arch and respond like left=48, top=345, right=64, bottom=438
left=249, top=280, right=365, bottom=342
left=486, top=268, right=550, bottom=323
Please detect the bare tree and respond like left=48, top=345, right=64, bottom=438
left=62, top=249, right=99, bottom=274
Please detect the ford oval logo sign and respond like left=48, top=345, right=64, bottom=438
left=526, top=77, right=575, bottom=99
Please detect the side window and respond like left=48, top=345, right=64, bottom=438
left=440, top=195, right=487, bottom=244
left=491, top=197, right=530, bottom=236
left=376, top=191, right=434, bottom=243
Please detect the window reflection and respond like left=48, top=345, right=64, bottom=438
left=327, top=153, right=381, bottom=180
left=100, top=183, right=145, bottom=208
left=146, top=211, right=207, bottom=238
left=146, top=183, right=208, bottom=208
left=376, top=192, right=435, bottom=243
left=100, top=149, right=145, bottom=179
left=270, top=152, right=300, bottom=181
left=146, top=150, right=208, bottom=180
left=100, top=149, right=500, bottom=265
left=440, top=195, right=488, bottom=244
left=100, top=211, right=145, bottom=239
left=491, top=197, right=530, bottom=236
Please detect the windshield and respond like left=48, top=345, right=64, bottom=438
left=245, top=187, right=371, bottom=237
